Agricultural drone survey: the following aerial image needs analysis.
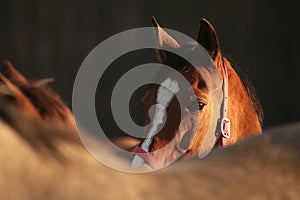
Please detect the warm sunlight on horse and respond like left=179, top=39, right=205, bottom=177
left=132, top=18, right=263, bottom=168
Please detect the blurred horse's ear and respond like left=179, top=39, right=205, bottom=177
left=0, top=61, right=28, bottom=86
left=0, top=73, right=41, bottom=120
left=197, top=18, right=220, bottom=60
left=151, top=17, right=180, bottom=63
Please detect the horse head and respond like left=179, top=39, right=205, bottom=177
left=132, top=18, right=263, bottom=169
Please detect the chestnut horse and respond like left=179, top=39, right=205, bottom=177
left=132, top=18, right=263, bottom=168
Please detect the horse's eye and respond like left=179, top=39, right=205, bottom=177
left=188, top=100, right=206, bottom=112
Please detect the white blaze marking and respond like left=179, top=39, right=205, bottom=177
left=132, top=78, right=180, bottom=167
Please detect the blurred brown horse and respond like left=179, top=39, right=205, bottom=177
left=132, top=18, right=264, bottom=168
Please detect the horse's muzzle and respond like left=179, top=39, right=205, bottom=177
left=132, top=146, right=162, bottom=169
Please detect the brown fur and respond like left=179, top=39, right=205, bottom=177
left=216, top=56, right=262, bottom=144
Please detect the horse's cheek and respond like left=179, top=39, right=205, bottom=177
left=191, top=109, right=211, bottom=150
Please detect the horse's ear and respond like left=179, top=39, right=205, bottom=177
left=0, top=61, right=28, bottom=86
left=197, top=18, right=220, bottom=60
left=0, top=73, right=41, bottom=120
left=151, top=17, right=180, bottom=63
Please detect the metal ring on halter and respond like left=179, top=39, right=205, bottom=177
left=221, top=117, right=231, bottom=139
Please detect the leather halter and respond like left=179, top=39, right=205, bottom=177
left=219, top=60, right=231, bottom=147
left=133, top=62, right=231, bottom=168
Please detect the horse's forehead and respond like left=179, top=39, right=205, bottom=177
left=157, top=78, right=180, bottom=104
left=142, top=69, right=204, bottom=106
left=166, top=69, right=205, bottom=94
left=143, top=79, right=178, bottom=102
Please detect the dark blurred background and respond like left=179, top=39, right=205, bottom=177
left=0, top=0, right=299, bottom=135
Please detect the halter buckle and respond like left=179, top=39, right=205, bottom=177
left=221, top=117, right=231, bottom=139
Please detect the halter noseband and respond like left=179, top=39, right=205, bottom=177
left=132, top=146, right=162, bottom=169
left=133, top=61, right=231, bottom=169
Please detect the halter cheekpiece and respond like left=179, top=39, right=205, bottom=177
left=219, top=60, right=231, bottom=146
